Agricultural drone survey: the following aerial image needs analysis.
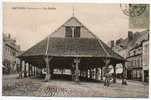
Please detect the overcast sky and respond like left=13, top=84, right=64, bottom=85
left=3, top=2, right=129, bottom=51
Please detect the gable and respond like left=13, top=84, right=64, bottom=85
left=63, top=17, right=82, bottom=26
left=50, top=17, right=95, bottom=38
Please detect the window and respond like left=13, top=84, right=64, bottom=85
left=65, top=27, right=72, bottom=37
left=143, top=44, right=149, bottom=66
left=74, top=27, right=80, bottom=38
left=13, top=51, right=16, bottom=56
left=65, top=26, right=81, bottom=38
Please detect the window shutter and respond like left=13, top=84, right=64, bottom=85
left=74, top=27, right=80, bottom=38
left=65, top=27, right=72, bottom=37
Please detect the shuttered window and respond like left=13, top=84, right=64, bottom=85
left=65, top=27, right=72, bottom=37
left=74, top=27, right=80, bottom=38
left=65, top=26, right=81, bottom=38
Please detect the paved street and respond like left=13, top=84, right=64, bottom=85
left=2, top=74, right=149, bottom=97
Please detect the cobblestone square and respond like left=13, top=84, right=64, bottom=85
left=2, top=74, right=149, bottom=97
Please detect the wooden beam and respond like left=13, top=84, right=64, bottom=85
left=74, top=58, right=80, bottom=82
left=113, top=64, right=116, bottom=83
left=44, top=57, right=52, bottom=82
left=101, top=67, right=103, bottom=80
left=24, top=62, right=27, bottom=78
left=19, top=59, right=23, bottom=78
left=122, top=62, right=127, bottom=85
left=28, top=64, right=30, bottom=77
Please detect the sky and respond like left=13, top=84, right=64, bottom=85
left=3, top=2, right=129, bottom=51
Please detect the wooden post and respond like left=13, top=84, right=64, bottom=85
left=71, top=64, right=74, bottom=81
left=74, top=58, right=80, bottom=82
left=122, top=62, right=127, bottom=85
left=87, top=69, right=89, bottom=79
left=44, top=57, right=52, bottom=82
left=29, top=64, right=32, bottom=77
left=31, top=65, right=33, bottom=76
left=24, top=62, right=27, bottom=77
left=79, top=70, right=81, bottom=77
left=113, top=64, right=116, bottom=83
left=19, top=59, right=23, bottom=78
left=33, top=66, right=35, bottom=76
left=50, top=68, right=53, bottom=79
left=90, top=68, right=92, bottom=79
left=101, top=67, right=103, bottom=80
left=85, top=69, right=88, bottom=79
left=95, top=68, right=98, bottom=80
left=34, top=66, right=37, bottom=77
left=88, top=69, right=90, bottom=78
left=28, top=64, right=30, bottom=77
left=92, top=69, right=94, bottom=79
left=103, top=58, right=111, bottom=82
left=41, top=68, right=43, bottom=75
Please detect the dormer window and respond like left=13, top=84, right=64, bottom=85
left=74, top=27, right=80, bottom=38
left=65, top=26, right=80, bottom=38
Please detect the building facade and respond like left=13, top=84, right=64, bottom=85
left=126, top=45, right=143, bottom=81
left=110, top=30, right=149, bottom=82
left=3, top=33, right=21, bottom=74
left=142, top=39, right=149, bottom=82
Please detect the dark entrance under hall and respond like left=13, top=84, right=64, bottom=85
left=19, top=55, right=127, bottom=85
left=45, top=57, right=106, bottom=82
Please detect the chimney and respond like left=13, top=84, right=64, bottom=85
left=110, top=40, right=114, bottom=49
left=116, top=38, right=123, bottom=45
left=128, top=31, right=133, bottom=40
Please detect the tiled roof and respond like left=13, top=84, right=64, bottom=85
left=117, top=30, right=149, bottom=50
left=19, top=37, right=125, bottom=60
left=19, top=16, right=125, bottom=61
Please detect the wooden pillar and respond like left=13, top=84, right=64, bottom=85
left=113, top=64, right=116, bottom=83
left=33, top=66, right=36, bottom=76
left=44, top=57, right=52, bottom=82
left=40, top=68, right=43, bottom=75
left=92, top=68, right=94, bottom=79
left=61, top=69, right=63, bottom=75
left=142, top=69, right=144, bottom=82
left=122, top=62, right=127, bottom=85
left=30, top=64, right=32, bottom=77
left=32, top=66, right=34, bottom=76
left=19, top=59, right=23, bottom=78
left=31, top=65, right=33, bottom=76
left=88, top=69, right=90, bottom=78
left=85, top=69, right=88, bottom=79
left=71, top=64, right=74, bottom=81
left=90, top=68, right=92, bottom=79
left=101, top=67, right=103, bottom=80
left=30, top=65, right=32, bottom=76
left=24, top=62, right=27, bottom=77
left=74, top=58, right=80, bottom=82
left=80, top=70, right=82, bottom=77
left=87, top=69, right=89, bottom=78
left=103, top=58, right=111, bottom=82
left=50, top=68, right=53, bottom=79
left=34, top=66, right=36, bottom=76
left=83, top=71, right=85, bottom=78
left=28, top=64, right=30, bottom=77
left=95, top=68, right=98, bottom=80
